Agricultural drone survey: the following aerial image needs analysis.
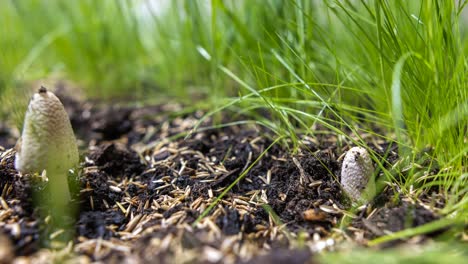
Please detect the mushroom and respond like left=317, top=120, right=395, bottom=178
left=15, top=86, right=79, bottom=201
left=340, top=146, right=375, bottom=203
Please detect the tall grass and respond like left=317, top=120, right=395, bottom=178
left=184, top=0, right=466, bottom=213
left=0, top=0, right=466, bottom=236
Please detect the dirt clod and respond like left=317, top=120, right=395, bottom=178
left=77, top=211, right=125, bottom=239
left=88, top=143, right=144, bottom=176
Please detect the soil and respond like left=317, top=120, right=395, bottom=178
left=0, top=90, right=446, bottom=263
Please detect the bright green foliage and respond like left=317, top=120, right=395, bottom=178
left=320, top=242, right=468, bottom=264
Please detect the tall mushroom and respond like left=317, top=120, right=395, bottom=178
left=340, top=146, right=375, bottom=203
left=15, top=86, right=79, bottom=201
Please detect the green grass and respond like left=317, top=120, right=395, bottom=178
left=0, top=0, right=467, bottom=259
left=319, top=242, right=468, bottom=264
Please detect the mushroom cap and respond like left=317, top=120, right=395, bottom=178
left=15, top=87, right=79, bottom=173
left=340, top=146, right=375, bottom=202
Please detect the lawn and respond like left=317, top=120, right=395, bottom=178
left=0, top=0, right=466, bottom=263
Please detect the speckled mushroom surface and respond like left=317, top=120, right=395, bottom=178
left=340, top=146, right=375, bottom=202
left=14, top=86, right=78, bottom=173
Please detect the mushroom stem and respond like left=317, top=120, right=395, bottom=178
left=47, top=168, right=71, bottom=203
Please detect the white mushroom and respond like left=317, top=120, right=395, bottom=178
left=15, top=86, right=78, bottom=200
left=340, top=146, right=375, bottom=203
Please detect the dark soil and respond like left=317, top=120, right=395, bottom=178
left=0, top=90, right=445, bottom=263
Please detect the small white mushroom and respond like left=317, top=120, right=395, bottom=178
left=340, top=146, right=375, bottom=203
left=15, top=86, right=78, bottom=200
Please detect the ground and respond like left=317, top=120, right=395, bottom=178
left=0, top=90, right=445, bottom=263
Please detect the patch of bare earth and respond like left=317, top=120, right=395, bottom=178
left=0, top=91, right=444, bottom=263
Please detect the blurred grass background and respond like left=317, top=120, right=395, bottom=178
left=0, top=0, right=467, bottom=255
